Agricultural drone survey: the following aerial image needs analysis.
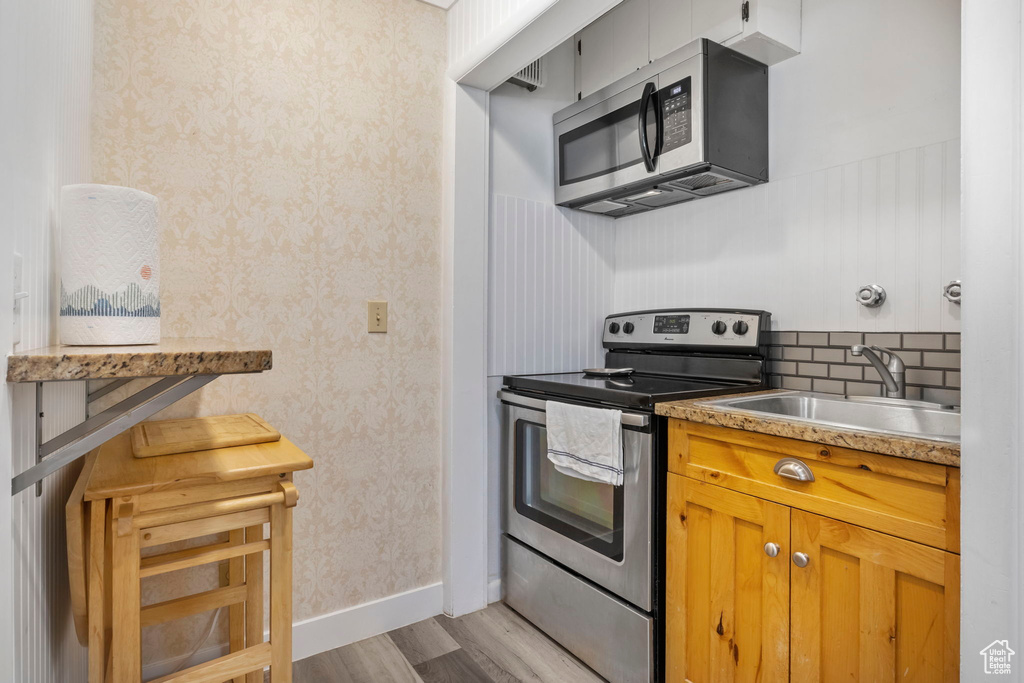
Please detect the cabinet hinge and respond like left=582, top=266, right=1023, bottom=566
left=577, top=39, right=582, bottom=55
left=741, top=1, right=749, bottom=21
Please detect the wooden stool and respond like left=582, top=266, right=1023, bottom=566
left=67, top=429, right=313, bottom=683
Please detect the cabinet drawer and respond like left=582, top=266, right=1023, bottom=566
left=667, top=420, right=960, bottom=552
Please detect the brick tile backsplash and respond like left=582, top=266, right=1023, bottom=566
left=766, top=331, right=961, bottom=405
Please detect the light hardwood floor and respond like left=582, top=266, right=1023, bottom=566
left=292, top=602, right=606, bottom=682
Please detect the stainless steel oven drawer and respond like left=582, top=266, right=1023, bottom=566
left=503, top=535, right=653, bottom=683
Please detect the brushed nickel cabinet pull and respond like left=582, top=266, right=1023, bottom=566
left=773, top=457, right=815, bottom=482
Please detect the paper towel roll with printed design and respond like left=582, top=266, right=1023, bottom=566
left=60, top=184, right=161, bottom=345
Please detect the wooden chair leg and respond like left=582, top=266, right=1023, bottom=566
left=269, top=500, right=292, bottom=682
left=88, top=500, right=108, bottom=683
left=245, top=524, right=265, bottom=683
left=229, top=528, right=246, bottom=683
left=111, top=497, right=141, bottom=683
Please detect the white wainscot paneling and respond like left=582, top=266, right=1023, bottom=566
left=613, top=140, right=961, bottom=332
left=488, top=195, right=616, bottom=376
left=448, top=0, right=534, bottom=67
left=0, top=0, right=93, bottom=680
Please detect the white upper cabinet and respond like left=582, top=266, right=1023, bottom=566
left=690, top=0, right=745, bottom=45
left=579, top=0, right=650, bottom=99
left=577, top=0, right=801, bottom=98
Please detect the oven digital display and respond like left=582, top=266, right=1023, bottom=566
left=653, top=314, right=689, bottom=334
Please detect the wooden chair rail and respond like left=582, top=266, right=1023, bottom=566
left=140, top=540, right=270, bottom=579
left=148, top=642, right=272, bottom=683
left=141, top=508, right=270, bottom=548
left=133, top=489, right=289, bottom=530
left=141, top=585, right=247, bottom=628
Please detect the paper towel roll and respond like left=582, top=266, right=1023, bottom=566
left=60, top=184, right=161, bottom=345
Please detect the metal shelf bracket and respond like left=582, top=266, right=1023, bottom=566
left=13, top=374, right=219, bottom=495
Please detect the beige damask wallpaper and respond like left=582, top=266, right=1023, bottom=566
left=92, top=0, right=446, bottom=664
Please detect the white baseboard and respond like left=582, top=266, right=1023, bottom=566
left=488, top=577, right=502, bottom=603
left=291, top=582, right=444, bottom=661
left=141, top=582, right=444, bottom=679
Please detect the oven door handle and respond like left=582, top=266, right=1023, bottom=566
left=498, top=390, right=650, bottom=428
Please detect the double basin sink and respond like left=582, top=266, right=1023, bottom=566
left=701, top=391, right=960, bottom=442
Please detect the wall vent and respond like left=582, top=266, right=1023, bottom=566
left=507, top=58, right=544, bottom=91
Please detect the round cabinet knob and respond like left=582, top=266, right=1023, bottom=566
left=792, top=552, right=810, bottom=568
left=733, top=320, right=749, bottom=335
left=764, top=542, right=780, bottom=557
left=623, top=322, right=635, bottom=334
left=609, top=322, right=620, bottom=334
left=711, top=320, right=727, bottom=335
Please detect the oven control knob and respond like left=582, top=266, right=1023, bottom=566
left=608, top=322, right=620, bottom=334
left=733, top=320, right=749, bottom=335
left=711, top=320, right=727, bottom=335
left=623, top=322, right=635, bottom=334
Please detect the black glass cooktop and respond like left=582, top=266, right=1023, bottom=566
left=502, top=371, right=762, bottom=410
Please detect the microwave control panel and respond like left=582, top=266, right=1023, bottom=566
left=660, top=78, right=692, bottom=153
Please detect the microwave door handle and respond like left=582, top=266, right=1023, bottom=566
left=638, top=82, right=658, bottom=172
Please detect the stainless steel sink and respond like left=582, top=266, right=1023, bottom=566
left=702, top=391, right=960, bottom=442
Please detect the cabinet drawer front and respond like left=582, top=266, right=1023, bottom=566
left=668, top=420, right=960, bottom=552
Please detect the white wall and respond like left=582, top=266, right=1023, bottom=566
left=0, top=0, right=93, bottom=680
left=960, top=0, right=1024, bottom=673
left=490, top=39, right=575, bottom=205
left=614, top=139, right=961, bottom=331
left=486, top=40, right=617, bottom=589
left=613, top=0, right=961, bottom=332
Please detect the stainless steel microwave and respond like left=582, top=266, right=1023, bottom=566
left=553, top=38, right=768, bottom=217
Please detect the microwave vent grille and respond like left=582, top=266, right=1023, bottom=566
left=507, top=59, right=544, bottom=91
left=669, top=173, right=742, bottom=196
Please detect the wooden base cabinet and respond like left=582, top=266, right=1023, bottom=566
left=665, top=420, right=960, bottom=682
left=666, top=476, right=790, bottom=682
left=790, top=511, right=960, bottom=682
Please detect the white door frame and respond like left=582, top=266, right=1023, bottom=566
left=440, top=0, right=623, bottom=617
left=440, top=79, right=490, bottom=617
left=960, top=0, right=1024, bottom=670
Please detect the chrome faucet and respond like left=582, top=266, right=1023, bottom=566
left=850, top=345, right=906, bottom=399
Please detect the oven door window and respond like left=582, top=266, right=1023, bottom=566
left=558, top=99, right=651, bottom=186
left=514, top=419, right=624, bottom=561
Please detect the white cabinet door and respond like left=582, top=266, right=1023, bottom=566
left=649, top=0, right=692, bottom=62
left=692, top=0, right=744, bottom=44
left=579, top=0, right=651, bottom=98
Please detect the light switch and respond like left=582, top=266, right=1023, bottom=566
left=368, top=300, right=388, bottom=333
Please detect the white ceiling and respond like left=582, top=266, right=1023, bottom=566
left=416, top=0, right=457, bottom=8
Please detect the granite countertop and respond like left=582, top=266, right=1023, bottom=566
left=655, top=389, right=960, bottom=467
left=6, top=338, right=272, bottom=382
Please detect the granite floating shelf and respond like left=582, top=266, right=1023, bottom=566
left=6, top=338, right=273, bottom=495
left=6, top=337, right=272, bottom=383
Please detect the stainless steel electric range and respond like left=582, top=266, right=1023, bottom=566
left=500, top=308, right=771, bottom=683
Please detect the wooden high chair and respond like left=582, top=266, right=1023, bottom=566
left=67, top=427, right=313, bottom=683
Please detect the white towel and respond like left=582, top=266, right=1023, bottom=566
left=545, top=401, right=624, bottom=486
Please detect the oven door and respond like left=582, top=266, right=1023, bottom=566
left=554, top=77, right=662, bottom=208
left=500, top=391, right=653, bottom=611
